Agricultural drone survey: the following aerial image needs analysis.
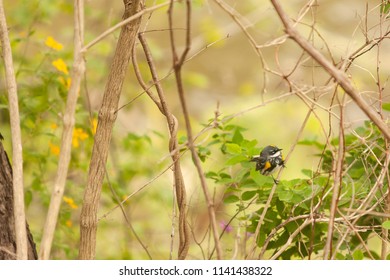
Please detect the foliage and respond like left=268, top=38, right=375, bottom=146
left=204, top=120, right=389, bottom=259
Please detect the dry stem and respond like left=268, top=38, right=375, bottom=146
left=270, top=0, right=390, bottom=140
left=39, top=0, right=85, bottom=260
left=134, top=33, right=190, bottom=259
left=168, top=0, right=222, bottom=259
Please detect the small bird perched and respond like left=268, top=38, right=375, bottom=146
left=250, top=145, right=285, bottom=183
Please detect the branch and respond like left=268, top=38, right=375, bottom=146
left=134, top=33, right=190, bottom=259
left=270, top=0, right=390, bottom=140
left=0, top=0, right=27, bottom=260
left=104, top=167, right=152, bottom=259
left=81, top=1, right=173, bottom=52
left=168, top=0, right=223, bottom=259
left=39, top=0, right=85, bottom=260
left=248, top=104, right=313, bottom=259
left=323, top=95, right=345, bottom=259
left=78, top=0, right=144, bottom=260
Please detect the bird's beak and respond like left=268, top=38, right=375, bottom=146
left=250, top=156, right=259, bottom=162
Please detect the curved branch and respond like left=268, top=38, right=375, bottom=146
left=270, top=0, right=390, bottom=140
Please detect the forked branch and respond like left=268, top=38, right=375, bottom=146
left=270, top=0, right=390, bottom=140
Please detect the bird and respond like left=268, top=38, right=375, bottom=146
left=250, top=145, right=285, bottom=183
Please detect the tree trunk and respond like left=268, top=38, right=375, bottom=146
left=0, top=138, right=37, bottom=260
left=78, top=0, right=144, bottom=259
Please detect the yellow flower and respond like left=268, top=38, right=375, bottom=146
left=45, top=36, right=63, bottom=51
left=72, top=127, right=88, bottom=148
left=91, top=118, right=98, bottom=135
left=52, top=58, right=69, bottom=75
left=49, top=142, right=60, bottom=156
left=50, top=123, right=58, bottom=130
left=65, top=220, right=73, bottom=228
left=58, top=76, right=72, bottom=90
left=63, top=196, right=78, bottom=209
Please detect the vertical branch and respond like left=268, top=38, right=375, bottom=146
left=78, top=0, right=144, bottom=260
left=39, top=0, right=85, bottom=260
left=376, top=4, right=389, bottom=259
left=134, top=34, right=190, bottom=259
left=383, top=163, right=390, bottom=259
left=0, top=0, right=27, bottom=260
left=168, top=0, right=222, bottom=259
left=323, top=94, right=345, bottom=260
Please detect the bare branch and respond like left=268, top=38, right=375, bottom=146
left=323, top=95, right=346, bottom=259
left=134, top=33, right=190, bottom=259
left=168, top=0, right=223, bottom=259
left=81, top=1, right=173, bottom=52
left=270, top=0, right=390, bottom=140
left=39, top=0, right=86, bottom=260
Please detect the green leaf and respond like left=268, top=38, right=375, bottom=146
left=298, top=138, right=324, bottom=149
left=335, top=253, right=345, bottom=260
left=241, top=139, right=258, bottom=150
left=381, top=1, right=390, bottom=15
left=232, top=128, right=244, bottom=144
left=241, top=191, right=257, bottom=201
left=197, top=146, right=210, bottom=162
left=205, top=171, right=218, bottom=180
left=382, top=220, right=390, bottom=230
left=225, top=155, right=247, bottom=165
left=250, top=169, right=268, bottom=186
left=382, top=103, right=390, bottom=112
left=301, top=169, right=313, bottom=178
left=278, top=189, right=293, bottom=202
left=225, top=143, right=241, bottom=155
left=223, top=195, right=240, bottom=204
left=353, top=250, right=364, bottom=260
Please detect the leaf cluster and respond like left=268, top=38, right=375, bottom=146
left=201, top=120, right=389, bottom=259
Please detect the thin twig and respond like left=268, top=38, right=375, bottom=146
left=337, top=209, right=375, bottom=260
left=323, top=94, right=345, bottom=259
left=270, top=0, right=390, bottom=140
left=104, top=167, right=152, bottom=259
left=81, top=1, right=174, bottom=52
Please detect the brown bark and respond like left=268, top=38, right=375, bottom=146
left=78, top=0, right=144, bottom=260
left=136, top=34, right=190, bottom=259
left=0, top=139, right=37, bottom=260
